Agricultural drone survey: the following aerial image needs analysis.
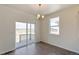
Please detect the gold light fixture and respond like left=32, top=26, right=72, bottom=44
left=36, top=4, right=45, bottom=19
left=37, top=14, right=45, bottom=19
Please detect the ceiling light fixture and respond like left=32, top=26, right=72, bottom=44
left=36, top=4, right=45, bottom=20
left=37, top=14, right=45, bottom=19
left=38, top=4, right=42, bottom=7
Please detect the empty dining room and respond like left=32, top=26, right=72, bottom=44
left=0, top=4, right=79, bottom=55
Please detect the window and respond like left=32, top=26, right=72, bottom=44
left=49, top=16, right=59, bottom=35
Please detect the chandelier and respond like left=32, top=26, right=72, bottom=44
left=36, top=4, right=45, bottom=19
left=37, top=14, right=44, bottom=19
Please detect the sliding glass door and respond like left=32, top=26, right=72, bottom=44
left=16, top=22, right=35, bottom=48
left=27, top=23, right=35, bottom=44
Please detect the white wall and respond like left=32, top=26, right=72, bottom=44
left=41, top=5, right=79, bottom=53
left=1, top=5, right=79, bottom=54
left=0, top=5, right=40, bottom=54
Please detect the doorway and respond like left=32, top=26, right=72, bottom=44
left=15, top=22, right=35, bottom=48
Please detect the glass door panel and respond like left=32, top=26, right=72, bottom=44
left=27, top=23, right=35, bottom=44
left=16, top=22, right=26, bottom=48
left=27, top=23, right=31, bottom=44
left=31, top=24, right=35, bottom=41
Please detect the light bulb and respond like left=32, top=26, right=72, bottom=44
left=37, top=14, right=40, bottom=19
left=42, top=15, right=44, bottom=19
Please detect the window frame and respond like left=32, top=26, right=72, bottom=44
left=49, top=16, right=59, bottom=35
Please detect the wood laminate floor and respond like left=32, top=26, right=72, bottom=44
left=4, top=42, right=79, bottom=55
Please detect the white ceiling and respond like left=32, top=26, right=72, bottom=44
left=4, top=4, right=74, bottom=16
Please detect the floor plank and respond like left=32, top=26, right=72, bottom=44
left=4, top=42, right=79, bottom=55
